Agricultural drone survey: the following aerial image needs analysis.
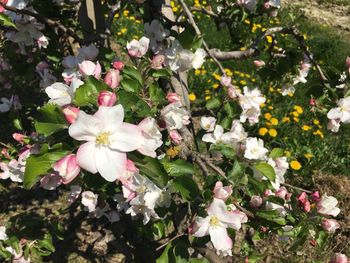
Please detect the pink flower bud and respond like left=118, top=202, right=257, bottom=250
left=309, top=98, right=316, bottom=106
left=169, top=130, right=182, bottom=145
left=345, top=57, right=350, bottom=68
left=0, top=6, right=4, bottom=13
left=297, top=192, right=308, bottom=204
left=97, top=91, right=117, bottom=107
left=151, top=54, right=165, bottom=70
left=311, top=191, right=320, bottom=202
left=275, top=187, right=288, bottom=200
left=227, top=86, right=241, bottom=98
left=104, top=69, right=120, bottom=89
left=213, top=181, right=232, bottom=201
left=303, top=200, right=311, bottom=213
left=12, top=133, right=26, bottom=144
left=331, top=253, right=348, bottom=263
left=166, top=92, right=181, bottom=103
left=112, top=61, right=125, bottom=70
left=254, top=60, right=266, bottom=68
left=220, top=75, right=231, bottom=87
left=250, top=195, right=263, bottom=208
left=264, top=2, right=271, bottom=9
left=53, top=154, right=80, bottom=184
left=78, top=60, right=101, bottom=79
left=321, top=219, right=340, bottom=233
left=62, top=106, right=80, bottom=124
left=264, top=189, right=273, bottom=197
left=260, top=226, right=268, bottom=233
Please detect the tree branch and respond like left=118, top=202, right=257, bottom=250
left=2, top=4, right=83, bottom=44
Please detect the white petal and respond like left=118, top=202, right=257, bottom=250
left=193, top=216, right=210, bottom=237
left=77, top=141, right=98, bottom=174
left=94, top=105, right=124, bottom=132
left=209, top=226, right=232, bottom=252
left=327, top=108, right=342, bottom=120
left=95, top=147, right=127, bottom=182
left=69, top=111, right=100, bottom=141
left=110, top=123, right=143, bottom=152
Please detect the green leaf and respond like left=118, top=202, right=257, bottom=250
left=129, top=154, right=168, bottom=187
left=171, top=175, right=200, bottom=201
left=0, top=13, right=16, bottom=28
left=122, top=66, right=143, bottom=85
left=178, top=26, right=196, bottom=49
left=191, top=35, right=204, bottom=50
left=254, top=162, right=276, bottom=183
left=316, top=230, right=328, bottom=248
left=150, top=68, right=172, bottom=78
left=269, top=148, right=284, bottom=159
left=209, top=144, right=235, bottom=159
left=156, top=243, right=172, bottom=263
left=74, top=76, right=108, bottom=106
left=37, top=234, right=55, bottom=253
left=149, top=83, right=166, bottom=104
left=205, top=97, right=221, bottom=110
left=121, top=78, right=141, bottom=93
left=24, top=144, right=69, bottom=189
left=264, top=195, right=285, bottom=206
left=256, top=210, right=286, bottom=225
left=161, top=158, right=194, bottom=177
left=34, top=104, right=67, bottom=136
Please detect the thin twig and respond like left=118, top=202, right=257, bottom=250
left=2, top=4, right=83, bottom=44
left=178, top=0, right=226, bottom=75
left=156, top=233, right=185, bottom=251
left=281, top=182, right=312, bottom=194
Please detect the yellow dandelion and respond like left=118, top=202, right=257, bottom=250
left=264, top=113, right=272, bottom=120
left=266, top=35, right=273, bottom=43
left=282, top=117, right=290, bottom=123
left=268, top=129, right=277, bottom=137
left=188, top=93, right=196, bottom=101
left=302, top=125, right=311, bottom=131
left=258, top=127, right=268, bottom=136
left=270, top=118, right=279, bottom=126
left=290, top=160, right=302, bottom=170
left=294, top=105, right=303, bottom=114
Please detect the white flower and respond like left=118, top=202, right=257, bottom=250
left=327, top=119, right=341, bottom=133
left=281, top=83, right=295, bottom=96
left=192, top=198, right=247, bottom=255
left=144, top=20, right=169, bottom=52
left=125, top=173, right=168, bottom=224
left=192, top=48, right=206, bottom=69
left=317, top=194, right=340, bottom=217
left=161, top=102, right=190, bottom=130
left=0, top=226, right=8, bottom=241
left=81, top=191, right=98, bottom=212
left=267, top=157, right=289, bottom=190
left=200, top=116, right=216, bottom=132
left=0, top=97, right=13, bottom=112
left=0, top=159, right=26, bottom=183
left=138, top=117, right=163, bottom=158
left=68, top=105, right=143, bottom=182
left=327, top=96, right=350, bottom=124
left=239, top=87, right=265, bottom=125
left=202, top=125, right=235, bottom=145
left=165, top=40, right=206, bottom=72
left=45, top=79, right=83, bottom=106
left=244, top=137, right=268, bottom=160
left=127, top=37, right=150, bottom=58
left=229, top=120, right=247, bottom=143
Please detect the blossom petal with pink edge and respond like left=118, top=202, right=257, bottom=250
left=69, top=111, right=100, bottom=141
left=208, top=226, right=233, bottom=255
left=192, top=216, right=210, bottom=237
left=76, top=141, right=98, bottom=174
left=110, top=123, right=143, bottom=152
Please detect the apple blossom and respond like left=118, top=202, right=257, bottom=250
left=78, top=60, right=101, bottom=79
left=160, top=102, right=190, bottom=130
left=213, top=181, right=232, bottom=201
left=220, top=75, right=231, bottom=87
left=239, top=87, right=266, bottom=125
left=327, top=96, right=350, bottom=124
left=151, top=54, right=165, bottom=69
left=13, top=133, right=26, bottom=144
left=97, top=90, right=117, bottom=107
left=311, top=191, right=321, bottom=203
left=317, top=194, right=340, bottom=217
left=244, top=137, right=268, bottom=160
left=321, top=219, right=340, bottom=233
left=250, top=195, right=263, bottom=208
left=62, top=106, right=80, bottom=124
left=228, top=85, right=241, bottom=99
left=68, top=105, right=143, bottom=181
left=331, top=253, right=348, bottom=263
left=169, top=130, right=182, bottom=144
left=327, top=119, right=341, bottom=133
left=45, top=79, right=83, bottom=106
left=275, top=187, right=288, bottom=200
left=202, top=125, right=237, bottom=145
left=266, top=157, right=288, bottom=190
left=112, top=60, right=124, bottom=70
left=137, top=117, right=163, bottom=158
left=144, top=20, right=169, bottom=52
left=104, top=69, right=120, bottom=89
left=37, top=35, right=49, bottom=48
left=200, top=116, right=216, bottom=132
left=81, top=191, right=98, bottom=212
left=166, top=92, right=181, bottom=103
left=0, top=226, right=8, bottom=241
left=254, top=60, right=266, bottom=68
left=53, top=154, right=80, bottom=184
left=68, top=185, right=82, bottom=203
left=192, top=198, right=247, bottom=255
left=40, top=173, right=62, bottom=190
left=127, top=37, right=150, bottom=58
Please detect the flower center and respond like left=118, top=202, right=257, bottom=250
left=95, top=131, right=112, bottom=146
left=209, top=216, right=220, bottom=227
